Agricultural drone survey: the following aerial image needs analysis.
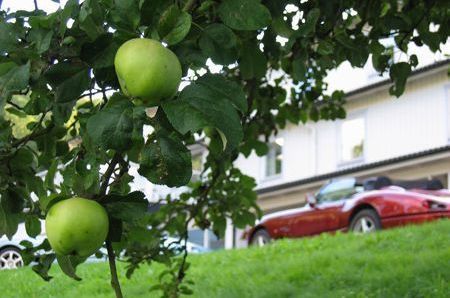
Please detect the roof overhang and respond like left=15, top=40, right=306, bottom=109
left=257, top=145, right=450, bottom=198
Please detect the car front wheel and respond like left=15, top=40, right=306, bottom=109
left=0, top=247, right=24, bottom=270
left=350, top=209, right=382, bottom=234
left=250, top=229, right=271, bottom=247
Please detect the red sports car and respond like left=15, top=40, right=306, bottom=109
left=248, top=176, right=450, bottom=246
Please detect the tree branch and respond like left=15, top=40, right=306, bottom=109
left=11, top=111, right=51, bottom=148
left=100, top=152, right=124, bottom=298
left=106, top=240, right=123, bottom=298
left=182, top=0, right=196, bottom=12
left=6, top=100, right=23, bottom=110
left=33, top=0, right=38, bottom=10
left=98, top=152, right=121, bottom=198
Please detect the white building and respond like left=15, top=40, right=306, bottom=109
left=226, top=59, right=450, bottom=248
left=141, top=59, right=450, bottom=250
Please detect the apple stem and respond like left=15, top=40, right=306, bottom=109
left=106, top=240, right=124, bottom=298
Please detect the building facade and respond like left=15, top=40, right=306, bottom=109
left=146, top=60, right=450, bottom=250
left=228, top=60, right=450, bottom=248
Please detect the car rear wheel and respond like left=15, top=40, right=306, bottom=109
left=0, top=247, right=24, bottom=270
left=250, top=229, right=271, bottom=247
left=350, top=209, right=382, bottom=234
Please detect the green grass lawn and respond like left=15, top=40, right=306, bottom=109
left=1, top=220, right=449, bottom=298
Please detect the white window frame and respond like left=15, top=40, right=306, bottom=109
left=337, top=110, right=367, bottom=167
left=190, top=147, right=205, bottom=182
left=444, top=84, right=450, bottom=143
left=261, top=136, right=284, bottom=181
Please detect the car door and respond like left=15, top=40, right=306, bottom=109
left=314, top=199, right=346, bottom=232
left=288, top=178, right=358, bottom=237
left=287, top=205, right=329, bottom=236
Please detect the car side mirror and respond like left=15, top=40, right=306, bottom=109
left=306, top=193, right=316, bottom=207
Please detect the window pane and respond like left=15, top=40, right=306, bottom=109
left=191, top=153, right=203, bottom=181
left=265, top=139, right=283, bottom=177
left=341, top=117, right=365, bottom=162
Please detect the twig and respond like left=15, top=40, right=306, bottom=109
left=106, top=240, right=123, bottom=298
left=11, top=111, right=51, bottom=148
left=396, top=3, right=434, bottom=51
left=99, top=152, right=124, bottom=298
left=182, top=0, right=196, bottom=12
left=176, top=217, right=192, bottom=283
left=98, top=152, right=121, bottom=197
left=33, top=0, right=38, bottom=10
left=6, top=100, right=23, bottom=110
left=101, top=86, right=109, bottom=108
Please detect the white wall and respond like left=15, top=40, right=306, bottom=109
left=235, top=67, right=450, bottom=190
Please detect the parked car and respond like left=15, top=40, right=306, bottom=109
left=0, top=224, right=209, bottom=270
left=0, top=223, right=45, bottom=270
left=164, top=236, right=211, bottom=254
left=247, top=176, right=450, bottom=246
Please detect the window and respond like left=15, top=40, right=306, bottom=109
left=340, top=116, right=365, bottom=163
left=264, top=138, right=283, bottom=178
left=191, top=153, right=203, bottom=182
left=316, top=178, right=363, bottom=203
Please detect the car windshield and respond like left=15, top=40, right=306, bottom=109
left=316, top=178, right=363, bottom=203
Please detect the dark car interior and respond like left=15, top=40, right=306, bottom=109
left=363, top=176, right=444, bottom=191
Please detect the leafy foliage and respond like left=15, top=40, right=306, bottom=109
left=0, top=0, right=448, bottom=297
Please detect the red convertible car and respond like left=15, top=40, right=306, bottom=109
left=248, top=176, right=450, bottom=246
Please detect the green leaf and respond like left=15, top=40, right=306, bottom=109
left=32, top=254, right=56, bottom=281
left=86, top=93, right=134, bottom=151
left=56, top=254, right=83, bottom=281
left=25, top=215, right=41, bottom=238
left=292, top=58, right=307, bottom=81
left=389, top=62, right=411, bottom=97
left=317, top=40, right=334, bottom=56
left=107, top=217, right=123, bottom=242
left=218, top=0, right=271, bottom=31
left=0, top=22, right=19, bottom=53
left=39, top=193, right=68, bottom=212
left=0, top=62, right=17, bottom=76
left=10, top=147, right=35, bottom=172
left=0, top=62, right=30, bottom=104
left=158, top=5, right=192, bottom=45
left=24, top=92, right=51, bottom=115
left=194, top=74, right=247, bottom=113
left=138, top=133, right=192, bottom=187
left=296, top=8, right=320, bottom=37
left=44, top=160, right=58, bottom=191
left=81, top=34, right=120, bottom=69
left=110, top=0, right=141, bottom=31
left=162, top=75, right=245, bottom=150
left=45, top=62, right=90, bottom=103
left=79, top=0, right=105, bottom=40
left=239, top=41, right=267, bottom=80
left=59, top=0, right=78, bottom=36
left=103, top=191, right=148, bottom=222
left=199, top=24, right=238, bottom=65
left=0, top=187, right=25, bottom=239
left=29, top=28, right=54, bottom=54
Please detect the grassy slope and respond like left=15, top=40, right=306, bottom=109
left=0, top=220, right=449, bottom=298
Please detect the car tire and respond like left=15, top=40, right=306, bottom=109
left=349, top=209, right=382, bottom=234
left=0, top=247, right=24, bottom=270
left=250, top=229, right=271, bottom=247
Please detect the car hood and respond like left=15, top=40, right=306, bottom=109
left=258, top=204, right=313, bottom=224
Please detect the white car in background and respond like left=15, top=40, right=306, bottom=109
left=0, top=224, right=46, bottom=270
left=1, top=225, right=209, bottom=270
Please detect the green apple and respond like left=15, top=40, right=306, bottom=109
left=114, top=38, right=182, bottom=106
left=45, top=197, right=109, bottom=257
